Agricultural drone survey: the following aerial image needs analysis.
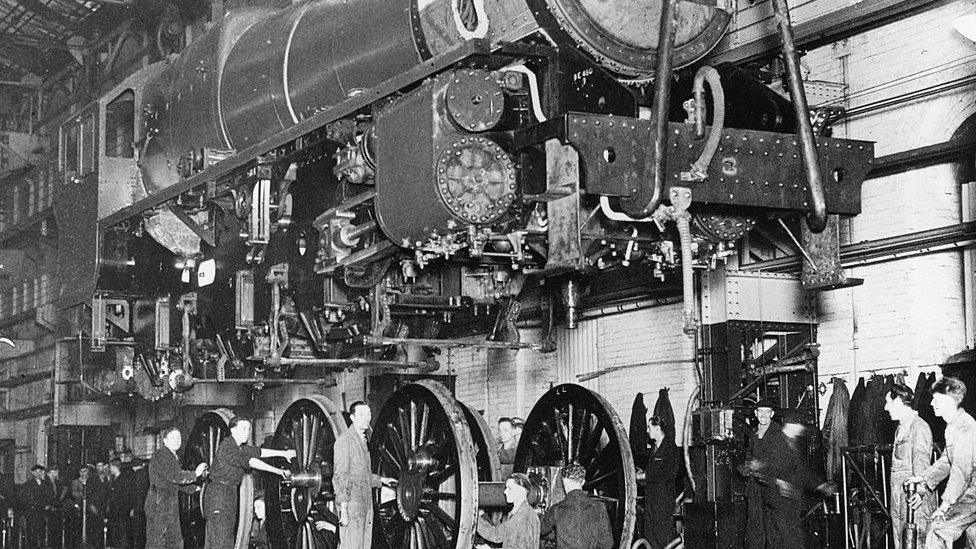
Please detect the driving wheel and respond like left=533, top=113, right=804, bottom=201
left=371, top=380, right=487, bottom=549
left=264, top=395, right=345, bottom=549
left=180, top=408, right=233, bottom=548
left=514, top=384, right=637, bottom=549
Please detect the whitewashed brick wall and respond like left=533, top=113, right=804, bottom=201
left=447, top=304, right=697, bottom=444
left=802, top=1, right=975, bottom=417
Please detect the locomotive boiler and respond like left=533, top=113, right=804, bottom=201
left=55, top=0, right=875, bottom=385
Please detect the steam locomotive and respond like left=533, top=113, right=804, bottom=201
left=53, top=0, right=873, bottom=389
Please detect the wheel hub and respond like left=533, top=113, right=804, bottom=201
left=397, top=447, right=437, bottom=520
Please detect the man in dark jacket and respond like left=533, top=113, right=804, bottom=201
left=741, top=400, right=822, bottom=549
left=145, top=427, right=207, bottom=549
left=119, top=450, right=149, bottom=549
left=540, top=463, right=613, bottom=549
left=203, top=416, right=294, bottom=549
left=106, top=459, right=128, bottom=548
left=22, top=465, right=51, bottom=549
left=45, top=466, right=66, bottom=546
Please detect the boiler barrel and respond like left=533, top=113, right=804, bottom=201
left=140, top=0, right=731, bottom=191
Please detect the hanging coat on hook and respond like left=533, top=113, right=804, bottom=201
left=630, top=393, right=649, bottom=466
left=848, top=377, right=866, bottom=446
left=822, top=378, right=850, bottom=481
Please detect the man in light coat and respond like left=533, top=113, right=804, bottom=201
left=333, top=401, right=394, bottom=549
left=907, top=376, right=976, bottom=549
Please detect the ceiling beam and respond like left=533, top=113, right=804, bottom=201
left=705, top=0, right=949, bottom=66
left=0, top=40, right=54, bottom=76
left=16, top=0, right=74, bottom=31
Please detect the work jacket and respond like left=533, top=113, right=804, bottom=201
left=540, top=489, right=613, bottom=549
left=921, top=409, right=976, bottom=506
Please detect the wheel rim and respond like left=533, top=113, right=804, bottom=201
left=180, top=408, right=233, bottom=547
left=514, top=384, right=637, bottom=549
left=265, top=395, right=344, bottom=549
left=459, top=401, right=500, bottom=484
left=372, top=380, right=479, bottom=549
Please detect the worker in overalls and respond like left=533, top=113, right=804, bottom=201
left=333, top=401, right=395, bottom=549
left=906, top=377, right=976, bottom=549
left=203, top=416, right=295, bottom=549
left=884, top=383, right=936, bottom=548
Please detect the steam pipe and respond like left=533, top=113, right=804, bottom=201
left=642, top=0, right=679, bottom=216
left=771, top=0, right=828, bottom=233
left=682, top=385, right=700, bottom=494
left=676, top=214, right=697, bottom=336
left=687, top=66, right=725, bottom=180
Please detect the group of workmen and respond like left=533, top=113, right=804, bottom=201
left=332, top=402, right=617, bottom=549
left=10, top=450, right=150, bottom=549
left=744, top=376, right=976, bottom=549
left=20, top=379, right=975, bottom=549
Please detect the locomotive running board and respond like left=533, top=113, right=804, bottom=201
left=99, top=39, right=492, bottom=229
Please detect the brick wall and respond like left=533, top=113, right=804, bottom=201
left=802, top=1, right=975, bottom=415
left=448, top=304, right=697, bottom=444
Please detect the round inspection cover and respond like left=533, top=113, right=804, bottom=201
left=436, top=137, right=516, bottom=226
left=445, top=69, right=505, bottom=133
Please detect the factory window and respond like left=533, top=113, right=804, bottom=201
left=60, top=122, right=78, bottom=174
left=79, top=113, right=95, bottom=176
left=58, top=111, right=95, bottom=176
left=104, top=90, right=134, bottom=158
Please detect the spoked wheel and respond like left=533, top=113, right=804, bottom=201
left=372, top=380, right=480, bottom=549
left=264, top=395, right=345, bottom=549
left=514, top=384, right=637, bottom=549
left=181, top=408, right=233, bottom=548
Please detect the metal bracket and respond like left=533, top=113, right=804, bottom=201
left=167, top=205, right=215, bottom=247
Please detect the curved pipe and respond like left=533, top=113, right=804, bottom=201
left=771, top=0, right=827, bottom=233
left=600, top=196, right=653, bottom=223
left=642, top=0, right=679, bottom=216
left=688, top=66, right=725, bottom=180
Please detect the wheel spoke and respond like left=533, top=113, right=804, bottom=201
left=419, top=402, right=430, bottom=446
left=568, top=403, right=575, bottom=461
left=427, top=504, right=458, bottom=537
left=380, top=446, right=403, bottom=474
left=307, top=413, right=320, bottom=469
left=418, top=515, right=438, bottom=548
left=586, top=439, right=612, bottom=470
left=423, top=491, right=459, bottom=501
left=294, top=417, right=306, bottom=469
left=398, top=406, right=412, bottom=453
left=410, top=523, right=420, bottom=549
left=386, top=423, right=409, bottom=465
left=410, top=400, right=419, bottom=450
left=586, top=467, right=616, bottom=489
left=422, top=513, right=451, bottom=547
left=580, top=420, right=606, bottom=466
left=301, top=520, right=313, bottom=549
left=427, top=463, right=457, bottom=486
